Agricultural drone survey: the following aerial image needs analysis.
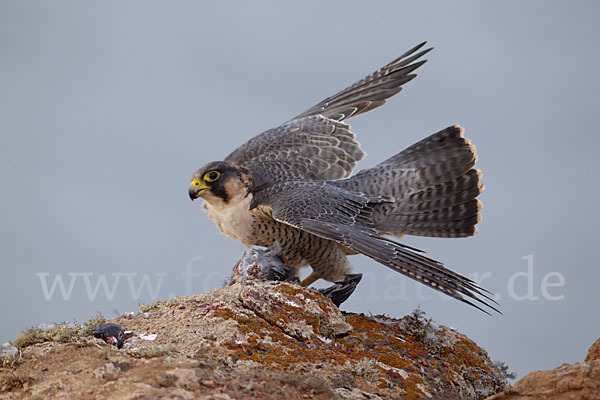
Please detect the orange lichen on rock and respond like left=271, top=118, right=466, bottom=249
left=1, top=280, right=507, bottom=399
left=402, top=373, right=426, bottom=400
left=447, top=336, right=491, bottom=375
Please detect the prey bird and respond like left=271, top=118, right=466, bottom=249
left=189, top=42, right=498, bottom=314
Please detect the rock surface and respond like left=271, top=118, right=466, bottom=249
left=487, top=361, right=600, bottom=400
left=585, top=338, right=600, bottom=362
left=488, top=339, right=600, bottom=400
left=1, top=281, right=507, bottom=399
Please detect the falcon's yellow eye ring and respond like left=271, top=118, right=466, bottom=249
left=204, top=170, right=220, bottom=182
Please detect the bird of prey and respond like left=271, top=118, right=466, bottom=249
left=189, top=42, right=498, bottom=313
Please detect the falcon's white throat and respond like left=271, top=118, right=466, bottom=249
left=203, top=179, right=256, bottom=247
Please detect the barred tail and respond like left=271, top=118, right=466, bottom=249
left=337, top=125, right=483, bottom=238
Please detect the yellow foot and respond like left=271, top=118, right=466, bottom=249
left=300, top=273, right=319, bottom=287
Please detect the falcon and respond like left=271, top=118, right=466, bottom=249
left=189, top=42, right=498, bottom=313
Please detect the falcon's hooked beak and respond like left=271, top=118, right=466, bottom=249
left=189, top=180, right=210, bottom=200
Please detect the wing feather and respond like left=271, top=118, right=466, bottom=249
left=251, top=181, right=500, bottom=313
left=225, top=115, right=365, bottom=181
left=252, top=182, right=499, bottom=314
left=292, top=41, right=432, bottom=121
left=224, top=42, right=432, bottom=180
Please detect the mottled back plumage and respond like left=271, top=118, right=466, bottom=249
left=226, top=116, right=365, bottom=182
left=190, top=42, right=498, bottom=314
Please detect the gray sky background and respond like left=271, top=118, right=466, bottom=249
left=1, top=1, right=599, bottom=379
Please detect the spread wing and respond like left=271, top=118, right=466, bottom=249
left=225, top=115, right=365, bottom=181
left=251, top=181, right=499, bottom=314
left=292, top=41, right=432, bottom=122
left=225, top=42, right=432, bottom=181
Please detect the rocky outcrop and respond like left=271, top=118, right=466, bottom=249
left=487, top=362, right=600, bottom=400
left=585, top=338, right=600, bottom=362
left=1, top=281, right=507, bottom=399
left=488, top=340, right=600, bottom=400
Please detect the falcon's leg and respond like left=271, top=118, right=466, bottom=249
left=300, top=273, right=320, bottom=287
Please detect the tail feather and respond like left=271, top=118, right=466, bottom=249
left=382, top=124, right=474, bottom=166
left=404, top=169, right=483, bottom=212
left=335, top=125, right=483, bottom=238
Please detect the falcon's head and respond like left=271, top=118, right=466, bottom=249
left=189, top=161, right=249, bottom=205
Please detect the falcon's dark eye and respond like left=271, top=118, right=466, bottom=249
left=204, top=170, right=220, bottom=182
